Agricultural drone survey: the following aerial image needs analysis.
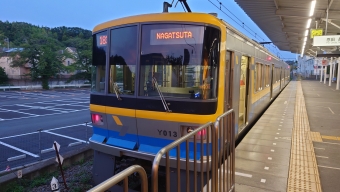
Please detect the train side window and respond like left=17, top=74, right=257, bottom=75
left=255, top=63, right=262, bottom=92
left=265, top=65, right=270, bottom=87
left=109, top=26, right=137, bottom=95
left=92, top=31, right=107, bottom=93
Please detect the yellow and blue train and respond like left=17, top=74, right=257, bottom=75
left=89, top=11, right=290, bottom=185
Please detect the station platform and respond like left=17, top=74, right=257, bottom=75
left=234, top=79, right=340, bottom=192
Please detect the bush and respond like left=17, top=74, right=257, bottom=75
left=0, top=67, right=9, bottom=85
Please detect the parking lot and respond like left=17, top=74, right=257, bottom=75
left=0, top=89, right=92, bottom=173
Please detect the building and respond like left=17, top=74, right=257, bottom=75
left=59, top=47, right=78, bottom=78
left=0, top=48, right=30, bottom=79
left=297, top=55, right=315, bottom=78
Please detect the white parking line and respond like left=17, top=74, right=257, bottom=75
left=0, top=109, right=87, bottom=121
left=0, top=141, right=39, bottom=157
left=0, top=132, right=37, bottom=140
left=318, top=165, right=340, bottom=170
left=328, top=107, right=335, bottom=114
left=235, top=172, right=252, bottom=178
left=46, top=123, right=87, bottom=131
left=316, top=156, right=328, bottom=159
left=43, top=131, right=87, bottom=143
left=0, top=108, right=39, bottom=116
left=319, top=141, right=340, bottom=145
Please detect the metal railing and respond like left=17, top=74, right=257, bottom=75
left=151, top=109, right=235, bottom=192
left=87, top=165, right=148, bottom=192
left=152, top=121, right=215, bottom=192
left=214, top=109, right=235, bottom=192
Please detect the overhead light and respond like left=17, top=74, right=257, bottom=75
left=309, top=0, right=316, bottom=17
left=305, top=29, right=309, bottom=36
left=304, top=37, right=307, bottom=42
left=306, top=18, right=312, bottom=28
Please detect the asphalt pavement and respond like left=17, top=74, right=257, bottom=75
left=301, top=79, right=340, bottom=192
left=0, top=89, right=92, bottom=172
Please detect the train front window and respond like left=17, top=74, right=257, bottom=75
left=91, top=31, right=107, bottom=93
left=139, top=24, right=220, bottom=100
left=109, top=26, right=137, bottom=95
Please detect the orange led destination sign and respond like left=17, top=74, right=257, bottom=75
left=156, top=31, right=193, bottom=40
left=150, top=27, right=203, bottom=45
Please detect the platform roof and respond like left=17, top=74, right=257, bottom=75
left=234, top=0, right=340, bottom=57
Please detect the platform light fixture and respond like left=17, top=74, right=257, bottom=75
left=304, top=37, right=307, bottom=42
left=305, top=29, right=309, bottom=37
left=309, top=0, right=316, bottom=16
left=306, top=18, right=312, bottom=28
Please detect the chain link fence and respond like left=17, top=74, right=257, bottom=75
left=0, top=123, right=92, bottom=176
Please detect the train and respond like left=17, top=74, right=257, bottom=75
left=89, top=10, right=290, bottom=187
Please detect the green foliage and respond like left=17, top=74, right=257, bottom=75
left=0, top=66, right=9, bottom=84
left=66, top=38, right=92, bottom=83
left=0, top=20, right=93, bottom=89
left=2, top=171, right=59, bottom=192
left=0, top=21, right=91, bottom=48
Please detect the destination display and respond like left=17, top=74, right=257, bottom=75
left=150, top=27, right=204, bottom=45
left=96, top=32, right=108, bottom=47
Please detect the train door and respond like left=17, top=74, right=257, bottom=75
left=225, top=51, right=232, bottom=111
left=106, top=26, right=139, bottom=150
left=270, top=64, right=274, bottom=99
left=239, top=56, right=249, bottom=129
left=279, top=67, right=282, bottom=90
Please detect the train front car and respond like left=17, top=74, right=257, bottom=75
left=89, top=13, right=227, bottom=185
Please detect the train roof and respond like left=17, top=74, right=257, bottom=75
left=93, top=12, right=224, bottom=33
left=93, top=12, right=288, bottom=66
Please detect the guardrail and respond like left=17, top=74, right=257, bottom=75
left=151, top=109, right=235, bottom=192
left=87, top=165, right=148, bottom=192
left=0, top=84, right=90, bottom=91
left=152, top=121, right=215, bottom=192
left=214, top=109, right=236, bottom=192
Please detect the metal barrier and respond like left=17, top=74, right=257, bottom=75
left=88, top=165, right=148, bottom=192
left=151, top=109, right=235, bottom=192
left=0, top=84, right=90, bottom=91
left=214, top=109, right=235, bottom=192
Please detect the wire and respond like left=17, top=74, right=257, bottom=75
left=208, top=0, right=282, bottom=58
left=180, top=1, right=187, bottom=12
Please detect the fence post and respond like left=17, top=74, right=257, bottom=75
left=37, top=129, right=43, bottom=160
left=85, top=122, right=89, bottom=144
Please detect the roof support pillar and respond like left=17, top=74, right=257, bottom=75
left=336, top=57, right=340, bottom=90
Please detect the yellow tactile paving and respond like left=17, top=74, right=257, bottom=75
left=287, top=82, right=322, bottom=192
left=321, top=135, right=338, bottom=141
left=310, top=132, right=323, bottom=142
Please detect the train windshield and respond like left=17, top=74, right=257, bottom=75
left=139, top=24, right=220, bottom=100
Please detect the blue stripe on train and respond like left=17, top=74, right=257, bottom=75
left=91, top=126, right=214, bottom=159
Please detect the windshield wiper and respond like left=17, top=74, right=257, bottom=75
left=152, top=77, right=171, bottom=112
left=113, top=82, right=122, bottom=100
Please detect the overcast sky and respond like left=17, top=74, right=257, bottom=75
left=0, top=0, right=296, bottom=60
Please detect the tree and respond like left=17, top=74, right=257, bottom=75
left=66, top=38, right=92, bottom=83
left=0, top=67, right=8, bottom=85
left=11, top=33, right=67, bottom=89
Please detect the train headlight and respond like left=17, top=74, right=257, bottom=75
left=181, top=126, right=207, bottom=140
left=91, top=114, right=103, bottom=125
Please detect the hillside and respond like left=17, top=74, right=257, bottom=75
left=0, top=20, right=92, bottom=50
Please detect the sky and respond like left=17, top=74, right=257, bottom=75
left=0, top=0, right=296, bottom=60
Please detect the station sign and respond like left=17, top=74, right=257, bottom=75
left=313, top=35, right=340, bottom=46
left=310, top=29, right=323, bottom=39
